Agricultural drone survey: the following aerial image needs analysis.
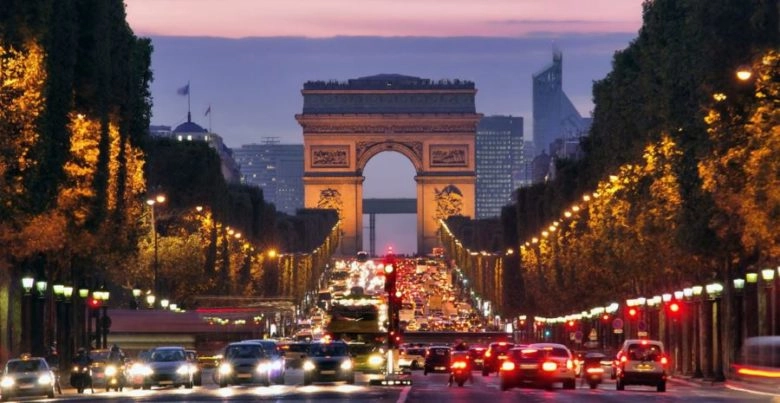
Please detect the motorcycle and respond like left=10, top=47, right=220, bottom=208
left=449, top=360, right=472, bottom=387
left=70, top=363, right=94, bottom=394
left=104, top=363, right=126, bottom=392
left=581, top=353, right=606, bottom=389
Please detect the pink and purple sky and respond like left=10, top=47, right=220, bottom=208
left=125, top=0, right=643, bottom=38
left=124, top=1, right=645, bottom=255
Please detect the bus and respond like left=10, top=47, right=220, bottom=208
left=326, top=303, right=384, bottom=344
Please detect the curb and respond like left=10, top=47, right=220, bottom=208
left=667, top=376, right=723, bottom=388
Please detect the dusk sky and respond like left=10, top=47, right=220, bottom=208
left=124, top=1, right=645, bottom=255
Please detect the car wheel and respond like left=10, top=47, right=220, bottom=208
left=564, top=379, right=576, bottom=390
left=346, top=374, right=355, bottom=385
left=657, top=381, right=666, bottom=392
left=47, top=388, right=55, bottom=398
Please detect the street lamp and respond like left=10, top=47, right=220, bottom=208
left=145, top=293, right=156, bottom=309
left=762, top=268, right=776, bottom=335
left=706, top=282, right=725, bottom=381
left=131, top=285, right=142, bottom=309
left=147, top=193, right=166, bottom=298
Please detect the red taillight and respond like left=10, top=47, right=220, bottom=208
left=660, top=356, right=668, bottom=366
left=541, top=361, right=557, bottom=372
left=451, top=361, right=467, bottom=369
left=485, top=350, right=492, bottom=358
left=620, top=356, right=627, bottom=363
left=586, top=367, right=605, bottom=374
left=500, top=361, right=516, bottom=371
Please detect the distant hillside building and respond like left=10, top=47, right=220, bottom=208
left=476, top=115, right=524, bottom=219
left=232, top=139, right=304, bottom=215
left=532, top=50, right=592, bottom=182
left=149, top=114, right=241, bottom=184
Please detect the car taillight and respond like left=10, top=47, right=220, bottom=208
left=620, top=356, right=627, bottom=363
left=485, top=351, right=492, bottom=358
left=541, top=361, right=557, bottom=372
left=500, top=361, right=516, bottom=371
left=566, top=359, right=574, bottom=370
left=660, top=356, right=668, bottom=366
left=586, top=367, right=605, bottom=374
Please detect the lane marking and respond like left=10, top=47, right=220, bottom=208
left=396, top=385, right=412, bottom=403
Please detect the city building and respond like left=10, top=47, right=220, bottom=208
left=531, top=50, right=592, bottom=182
left=149, top=114, right=242, bottom=184
left=475, top=115, right=524, bottom=219
left=232, top=139, right=304, bottom=215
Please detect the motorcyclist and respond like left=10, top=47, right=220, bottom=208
left=45, top=345, right=62, bottom=394
left=108, top=344, right=125, bottom=364
left=447, top=349, right=472, bottom=386
left=72, top=348, right=94, bottom=393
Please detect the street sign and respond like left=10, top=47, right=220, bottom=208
left=574, top=331, right=583, bottom=342
left=637, top=321, right=647, bottom=332
left=612, top=318, right=624, bottom=329
left=588, top=328, right=598, bottom=341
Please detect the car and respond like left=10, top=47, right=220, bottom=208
left=348, top=343, right=385, bottom=374
left=423, top=346, right=451, bottom=375
left=482, top=341, right=515, bottom=376
left=498, top=343, right=576, bottom=391
left=0, top=355, right=56, bottom=400
left=398, top=347, right=426, bottom=370
left=302, top=338, right=355, bottom=385
left=185, top=350, right=203, bottom=386
left=468, top=345, right=487, bottom=370
left=88, top=349, right=128, bottom=392
left=279, top=341, right=310, bottom=369
left=243, top=339, right=286, bottom=383
left=615, top=339, right=667, bottom=392
left=216, top=342, right=272, bottom=387
left=138, top=346, right=194, bottom=389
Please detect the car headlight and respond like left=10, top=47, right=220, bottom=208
left=218, top=363, right=233, bottom=375
left=303, top=361, right=315, bottom=371
left=271, top=360, right=283, bottom=370
left=176, top=365, right=191, bottom=375
left=105, top=365, right=118, bottom=377
left=1, top=376, right=15, bottom=388
left=37, top=373, right=52, bottom=385
left=368, top=354, right=383, bottom=366
left=340, top=360, right=353, bottom=370
left=130, top=363, right=152, bottom=376
left=257, top=362, right=270, bottom=373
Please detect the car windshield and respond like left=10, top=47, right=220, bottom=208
left=309, top=343, right=348, bottom=357
left=491, top=343, right=513, bottom=353
left=284, top=344, right=309, bottom=353
left=226, top=344, right=265, bottom=359
left=6, top=360, right=44, bottom=373
left=627, top=344, right=663, bottom=361
left=90, top=351, right=110, bottom=362
left=150, top=349, right=185, bottom=362
left=348, top=344, right=376, bottom=355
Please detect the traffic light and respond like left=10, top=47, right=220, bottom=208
left=602, top=313, right=610, bottom=322
left=384, top=265, right=396, bottom=293
left=88, top=297, right=102, bottom=309
left=628, top=308, right=638, bottom=318
left=668, top=302, right=681, bottom=315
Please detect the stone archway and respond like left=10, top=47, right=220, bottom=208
left=296, top=74, right=481, bottom=255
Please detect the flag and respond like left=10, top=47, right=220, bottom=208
left=177, top=83, right=189, bottom=96
left=204, top=105, right=211, bottom=116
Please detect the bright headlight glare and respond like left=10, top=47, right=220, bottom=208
left=38, top=374, right=52, bottom=384
left=0, top=377, right=15, bottom=388
left=257, top=363, right=270, bottom=373
left=368, top=355, right=383, bottom=366
left=303, top=361, right=315, bottom=371
left=340, top=360, right=353, bottom=370
left=176, top=365, right=190, bottom=375
left=219, top=363, right=233, bottom=375
left=271, top=360, right=282, bottom=370
left=105, top=365, right=117, bottom=377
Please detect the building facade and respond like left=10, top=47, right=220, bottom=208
left=475, top=115, right=524, bottom=218
left=232, top=139, right=304, bottom=215
left=531, top=50, right=592, bottom=182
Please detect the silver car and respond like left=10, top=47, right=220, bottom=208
left=0, top=356, right=56, bottom=400
left=140, top=346, right=195, bottom=389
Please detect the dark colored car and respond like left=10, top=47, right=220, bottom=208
left=140, top=346, right=194, bottom=389
left=423, top=346, right=451, bottom=375
left=243, top=339, right=285, bottom=384
left=468, top=346, right=487, bottom=370
left=499, top=343, right=576, bottom=391
left=0, top=356, right=56, bottom=400
left=482, top=342, right=515, bottom=376
left=216, top=342, right=271, bottom=387
left=302, top=339, right=355, bottom=385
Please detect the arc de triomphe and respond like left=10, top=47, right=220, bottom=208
left=296, top=74, right=481, bottom=255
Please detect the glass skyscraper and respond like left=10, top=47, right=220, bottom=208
left=232, top=139, right=304, bottom=215
left=476, top=115, right=524, bottom=219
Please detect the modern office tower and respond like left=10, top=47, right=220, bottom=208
left=476, top=115, right=524, bottom=219
left=532, top=50, right=591, bottom=159
left=232, top=138, right=304, bottom=215
left=149, top=115, right=242, bottom=184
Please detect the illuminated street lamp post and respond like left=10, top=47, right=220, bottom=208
left=147, top=194, right=166, bottom=298
left=691, top=285, right=704, bottom=378
left=706, top=283, right=724, bottom=381
left=761, top=268, right=775, bottom=335
left=21, top=275, right=34, bottom=354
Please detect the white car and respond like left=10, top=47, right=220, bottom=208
left=398, top=347, right=426, bottom=370
left=615, top=339, right=667, bottom=392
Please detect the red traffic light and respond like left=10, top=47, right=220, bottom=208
left=88, top=297, right=101, bottom=308
left=567, top=320, right=575, bottom=328
left=602, top=314, right=610, bottom=321
left=669, top=302, right=680, bottom=313
left=628, top=308, right=638, bottom=318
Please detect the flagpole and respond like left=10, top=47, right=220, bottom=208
left=187, top=80, right=191, bottom=121
left=209, top=106, right=212, bottom=133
